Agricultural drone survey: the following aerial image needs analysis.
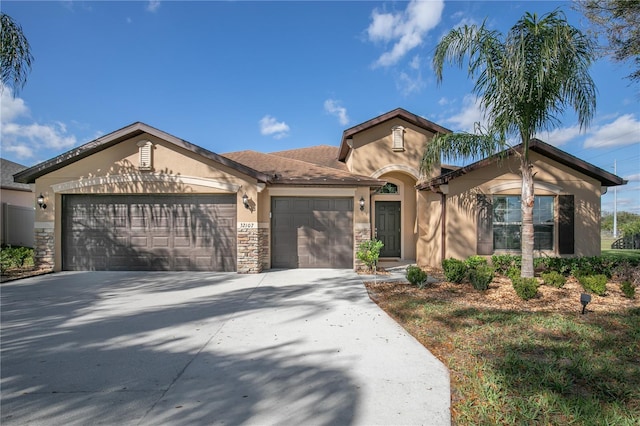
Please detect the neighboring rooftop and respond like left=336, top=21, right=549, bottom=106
left=1, top=158, right=32, bottom=192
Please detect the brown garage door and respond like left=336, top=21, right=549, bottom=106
left=63, top=194, right=236, bottom=271
left=271, top=197, right=353, bottom=268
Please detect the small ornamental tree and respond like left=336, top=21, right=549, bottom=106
left=356, top=239, right=384, bottom=273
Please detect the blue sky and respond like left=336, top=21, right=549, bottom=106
left=1, top=0, right=638, bottom=214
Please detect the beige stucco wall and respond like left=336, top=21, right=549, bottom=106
left=416, top=191, right=442, bottom=268
left=34, top=133, right=260, bottom=271
left=417, top=152, right=603, bottom=266
left=1, top=188, right=34, bottom=207
left=346, top=117, right=434, bottom=179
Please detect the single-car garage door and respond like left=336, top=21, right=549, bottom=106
left=63, top=194, right=236, bottom=271
left=271, top=197, right=353, bottom=268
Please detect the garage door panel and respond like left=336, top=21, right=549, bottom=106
left=271, top=197, right=353, bottom=269
left=63, top=194, right=236, bottom=271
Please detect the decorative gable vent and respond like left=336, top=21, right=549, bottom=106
left=391, top=126, right=405, bottom=152
left=137, top=140, right=153, bottom=171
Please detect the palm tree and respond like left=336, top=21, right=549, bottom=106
left=1, top=12, right=33, bottom=93
left=421, top=10, right=596, bottom=277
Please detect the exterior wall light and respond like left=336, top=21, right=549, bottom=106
left=580, top=293, right=591, bottom=314
left=242, top=193, right=250, bottom=209
left=37, top=193, right=47, bottom=210
left=359, top=196, right=365, bottom=211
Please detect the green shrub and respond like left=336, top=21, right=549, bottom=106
left=491, top=254, right=521, bottom=275
left=506, top=267, right=521, bottom=281
left=356, top=239, right=384, bottom=273
left=0, top=246, right=34, bottom=273
left=620, top=281, right=636, bottom=299
left=468, top=265, right=494, bottom=290
left=577, top=274, right=608, bottom=296
left=541, top=271, right=566, bottom=288
left=511, top=276, right=539, bottom=300
left=464, top=255, right=488, bottom=269
left=442, top=258, right=467, bottom=283
left=406, top=265, right=429, bottom=289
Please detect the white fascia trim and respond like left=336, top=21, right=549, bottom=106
left=488, top=181, right=563, bottom=194
left=50, top=174, right=241, bottom=193
left=371, top=164, right=420, bottom=180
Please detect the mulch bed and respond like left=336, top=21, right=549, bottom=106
left=364, top=267, right=639, bottom=315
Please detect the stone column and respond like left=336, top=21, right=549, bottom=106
left=354, top=223, right=372, bottom=272
left=34, top=224, right=54, bottom=271
left=237, top=226, right=262, bottom=273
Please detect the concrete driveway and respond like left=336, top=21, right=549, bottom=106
left=1, top=269, right=450, bottom=425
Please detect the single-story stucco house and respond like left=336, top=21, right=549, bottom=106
left=2, top=158, right=35, bottom=248
left=13, top=108, right=626, bottom=273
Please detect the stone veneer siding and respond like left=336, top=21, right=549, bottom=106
left=258, top=227, right=269, bottom=271
left=34, top=226, right=55, bottom=271
left=237, top=227, right=264, bottom=273
left=354, top=223, right=372, bottom=271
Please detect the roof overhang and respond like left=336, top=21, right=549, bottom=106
left=416, top=139, right=627, bottom=191
left=13, top=122, right=271, bottom=184
left=338, top=108, right=452, bottom=161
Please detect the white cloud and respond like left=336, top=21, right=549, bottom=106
left=324, top=100, right=349, bottom=126
left=259, top=115, right=290, bottom=139
left=367, top=0, right=444, bottom=67
left=583, top=114, right=640, bottom=148
left=626, top=174, right=640, bottom=182
left=2, top=122, right=76, bottom=150
left=397, top=71, right=425, bottom=96
left=146, top=0, right=160, bottom=13
left=0, top=83, right=78, bottom=159
left=1, top=87, right=29, bottom=122
left=438, top=97, right=450, bottom=106
left=444, top=94, right=485, bottom=133
left=3, top=144, right=34, bottom=160
left=535, top=124, right=583, bottom=147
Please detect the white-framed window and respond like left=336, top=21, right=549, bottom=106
left=137, top=140, right=153, bottom=171
left=378, top=182, right=399, bottom=194
left=492, top=195, right=554, bottom=250
left=391, top=126, right=405, bottom=151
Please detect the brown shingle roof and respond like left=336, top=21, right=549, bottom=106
left=222, top=150, right=382, bottom=186
left=270, top=145, right=347, bottom=171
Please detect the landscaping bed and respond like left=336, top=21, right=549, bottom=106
left=364, top=266, right=640, bottom=425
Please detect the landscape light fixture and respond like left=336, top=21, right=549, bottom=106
left=359, top=196, right=365, bottom=211
left=580, top=293, right=591, bottom=314
left=37, top=193, right=47, bottom=210
left=242, top=193, right=250, bottom=210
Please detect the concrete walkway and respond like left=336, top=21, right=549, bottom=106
left=1, top=269, right=450, bottom=425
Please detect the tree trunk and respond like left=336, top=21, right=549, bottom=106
left=521, top=157, right=535, bottom=278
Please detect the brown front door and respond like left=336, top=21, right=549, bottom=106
left=376, top=201, right=401, bottom=257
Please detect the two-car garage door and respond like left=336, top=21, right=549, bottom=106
left=271, top=197, right=354, bottom=269
left=63, top=194, right=236, bottom=271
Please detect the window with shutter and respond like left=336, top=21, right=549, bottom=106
left=137, top=140, right=153, bottom=171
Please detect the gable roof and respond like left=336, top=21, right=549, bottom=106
left=416, top=139, right=627, bottom=191
left=1, top=158, right=32, bottom=192
left=13, top=122, right=271, bottom=184
left=338, top=108, right=452, bottom=161
left=222, top=149, right=383, bottom=186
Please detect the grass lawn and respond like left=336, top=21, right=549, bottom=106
left=602, top=249, right=640, bottom=262
left=366, top=274, right=640, bottom=425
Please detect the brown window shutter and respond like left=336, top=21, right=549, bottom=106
left=477, top=194, right=493, bottom=255
left=558, top=195, right=574, bottom=255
